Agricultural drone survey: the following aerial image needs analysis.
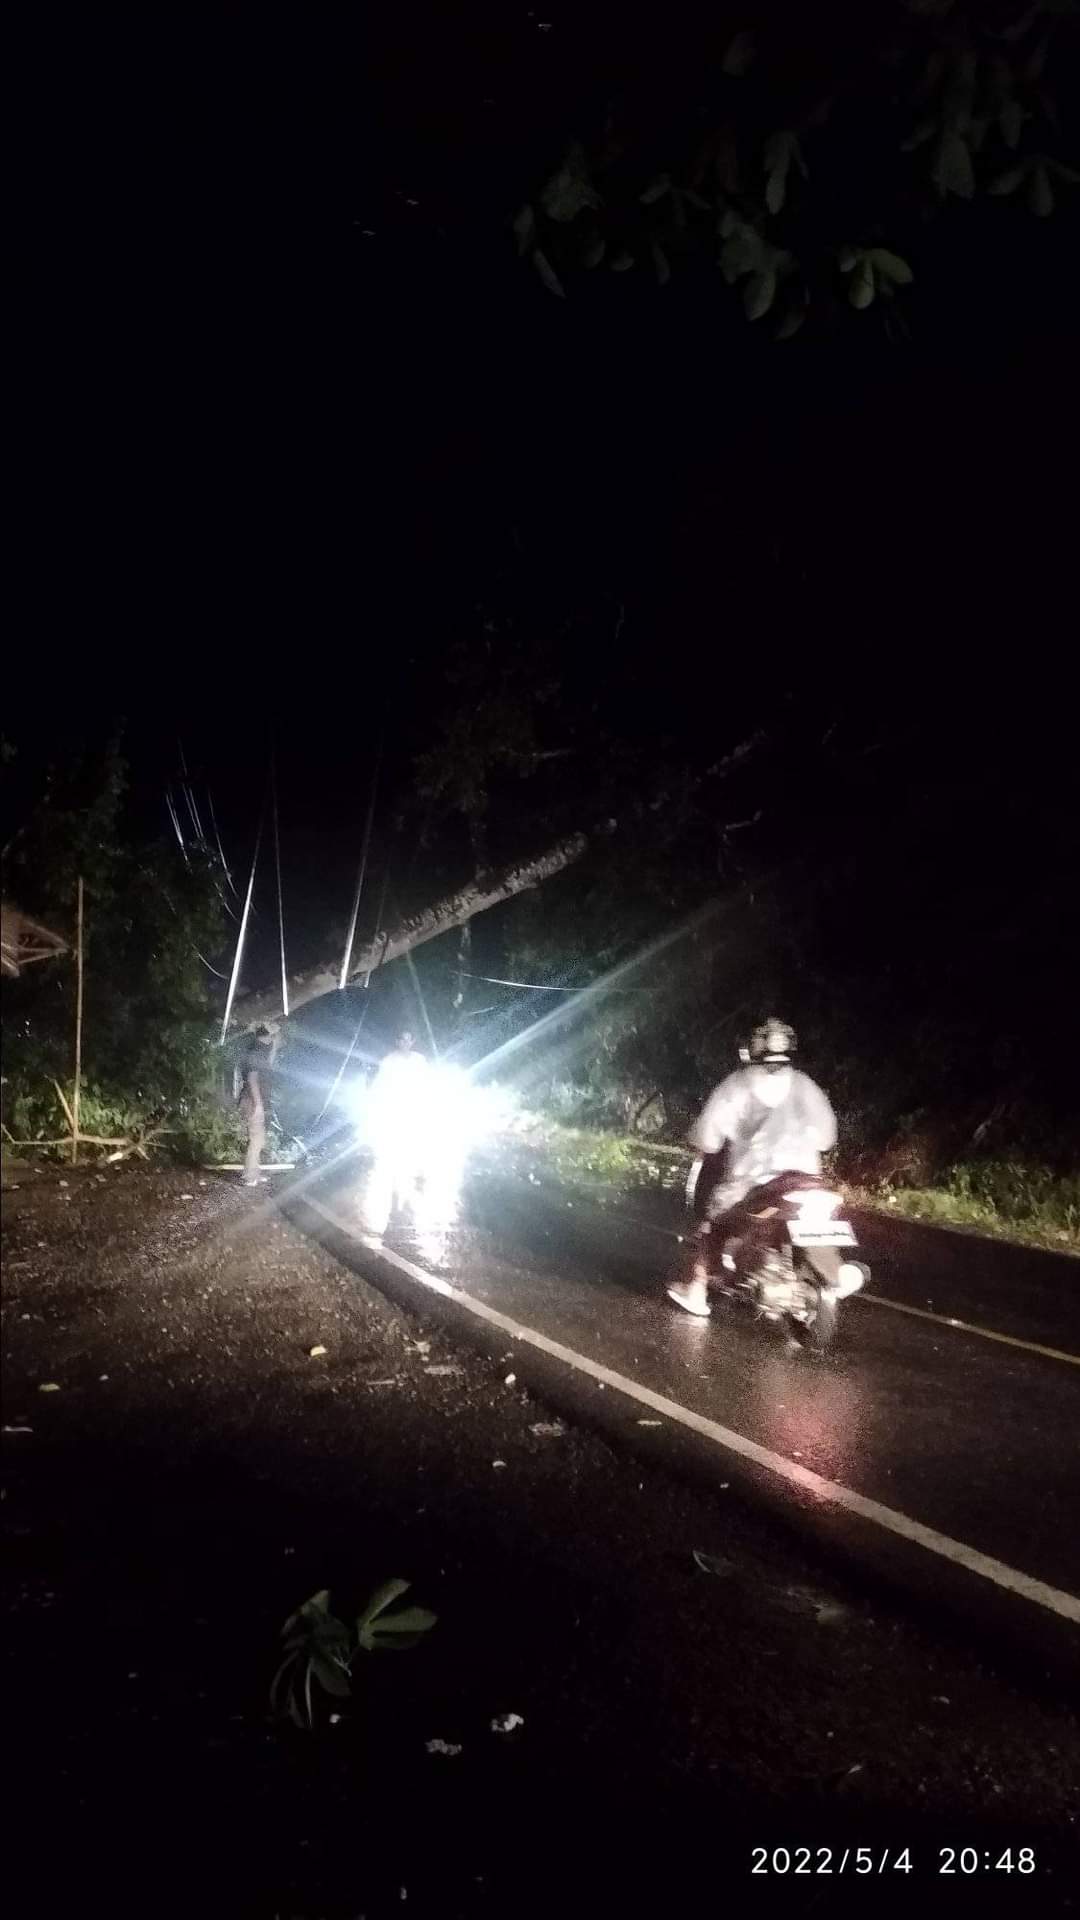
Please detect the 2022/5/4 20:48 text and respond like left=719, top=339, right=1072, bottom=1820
left=750, top=1847, right=1038, bottom=1875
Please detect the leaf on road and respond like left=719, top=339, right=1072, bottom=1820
left=309, top=1344, right=328, bottom=1358
left=38, top=1382, right=61, bottom=1393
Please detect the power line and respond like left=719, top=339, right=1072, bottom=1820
left=340, top=724, right=385, bottom=989
left=449, top=967, right=658, bottom=994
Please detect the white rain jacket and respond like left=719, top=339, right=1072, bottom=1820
left=688, top=1065, right=837, bottom=1216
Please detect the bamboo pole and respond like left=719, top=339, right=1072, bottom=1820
left=72, top=877, right=84, bottom=1165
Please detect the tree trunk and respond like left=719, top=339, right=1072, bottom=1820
left=232, top=831, right=589, bottom=1028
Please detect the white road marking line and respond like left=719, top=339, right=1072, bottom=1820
left=861, top=1292, right=1080, bottom=1367
left=553, top=1191, right=1080, bottom=1368
left=307, top=1198, right=1080, bottom=1628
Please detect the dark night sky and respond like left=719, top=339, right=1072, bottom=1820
left=8, top=8, right=1078, bottom=994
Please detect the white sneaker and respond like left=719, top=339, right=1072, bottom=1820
left=666, top=1276, right=711, bottom=1317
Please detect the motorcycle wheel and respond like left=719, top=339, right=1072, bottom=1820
left=802, top=1289, right=838, bottom=1350
left=789, top=1251, right=840, bottom=1350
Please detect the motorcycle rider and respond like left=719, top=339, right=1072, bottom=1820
left=667, top=1018, right=837, bottom=1316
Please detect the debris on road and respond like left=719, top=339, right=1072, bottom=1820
left=490, top=1713, right=524, bottom=1734
left=425, top=1738, right=463, bottom=1757
left=308, top=1345, right=328, bottom=1359
left=693, top=1549, right=734, bottom=1578
left=423, top=1364, right=462, bottom=1377
left=529, top=1422, right=564, bottom=1437
left=637, top=1419, right=663, bottom=1427
left=2, top=1424, right=33, bottom=1435
left=37, top=1382, right=61, bottom=1394
left=504, top=1372, right=516, bottom=1386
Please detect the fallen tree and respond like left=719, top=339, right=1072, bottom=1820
left=232, top=831, right=590, bottom=1028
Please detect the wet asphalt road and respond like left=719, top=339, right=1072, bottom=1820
left=317, top=1158, right=1080, bottom=1610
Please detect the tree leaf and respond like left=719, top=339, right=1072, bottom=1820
left=849, top=258, right=876, bottom=309
left=640, top=174, right=671, bottom=205
left=533, top=249, right=566, bottom=298
left=541, top=143, right=602, bottom=223
left=719, top=208, right=739, bottom=239
left=1049, top=159, right=1080, bottom=187
left=651, top=242, right=671, bottom=287
left=368, top=1606, right=438, bottom=1636
left=764, top=131, right=798, bottom=214
left=774, top=303, right=808, bottom=341
left=512, top=204, right=535, bottom=256
left=356, top=1578, right=411, bottom=1633
left=1027, top=163, right=1054, bottom=216
left=581, top=234, right=606, bottom=269
left=312, top=1652, right=352, bottom=1698
left=901, top=119, right=937, bottom=152
left=720, top=227, right=762, bottom=281
left=270, top=1653, right=299, bottom=1712
left=766, top=168, right=787, bottom=214
left=999, top=100, right=1025, bottom=150
left=1024, top=35, right=1049, bottom=83
left=988, top=163, right=1026, bottom=194
left=610, top=250, right=635, bottom=271
left=282, top=1590, right=330, bottom=1635
left=838, top=244, right=859, bottom=272
left=933, top=128, right=975, bottom=197
left=743, top=268, right=776, bottom=320
left=723, top=30, right=756, bottom=77
left=868, top=248, right=914, bottom=285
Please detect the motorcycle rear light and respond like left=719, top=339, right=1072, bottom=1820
left=784, top=1188, right=843, bottom=1217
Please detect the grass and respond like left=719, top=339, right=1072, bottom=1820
left=853, top=1165, right=1080, bottom=1255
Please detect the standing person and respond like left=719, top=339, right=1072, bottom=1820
left=237, top=1024, right=275, bottom=1187
left=667, top=1018, right=837, bottom=1316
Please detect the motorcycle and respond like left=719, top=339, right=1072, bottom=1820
left=682, top=1161, right=868, bottom=1350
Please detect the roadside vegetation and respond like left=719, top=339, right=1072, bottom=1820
left=507, top=1115, right=1080, bottom=1255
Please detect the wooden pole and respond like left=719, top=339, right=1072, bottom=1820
left=72, top=876, right=84, bottom=1164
